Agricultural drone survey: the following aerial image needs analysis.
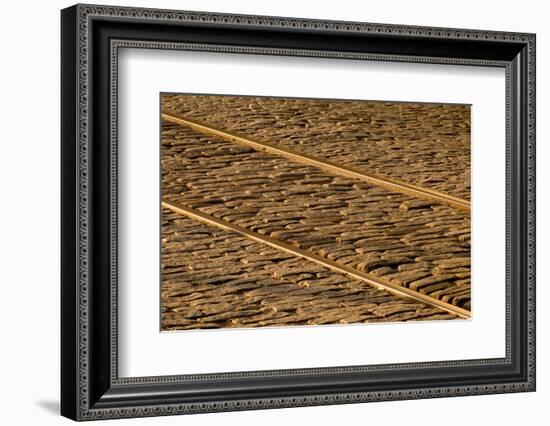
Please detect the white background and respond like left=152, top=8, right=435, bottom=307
left=119, top=50, right=505, bottom=376
left=0, top=0, right=547, bottom=425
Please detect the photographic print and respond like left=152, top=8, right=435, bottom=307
left=160, top=94, right=471, bottom=331
left=61, top=6, right=535, bottom=418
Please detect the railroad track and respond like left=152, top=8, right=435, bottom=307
left=163, top=200, right=470, bottom=319
left=162, top=111, right=470, bottom=212
left=162, top=95, right=471, bottom=200
left=162, top=210, right=458, bottom=329
left=160, top=98, right=471, bottom=329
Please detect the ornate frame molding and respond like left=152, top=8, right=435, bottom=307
left=61, top=4, right=535, bottom=421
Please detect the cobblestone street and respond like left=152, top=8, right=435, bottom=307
left=163, top=95, right=471, bottom=200
left=160, top=94, right=471, bottom=331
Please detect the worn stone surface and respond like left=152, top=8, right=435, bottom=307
left=162, top=211, right=455, bottom=330
left=161, top=125, right=470, bottom=303
left=159, top=95, right=471, bottom=330
left=162, top=95, right=471, bottom=200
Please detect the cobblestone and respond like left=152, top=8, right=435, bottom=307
left=163, top=95, right=470, bottom=199
left=161, top=120, right=471, bottom=313
left=160, top=95, right=471, bottom=329
left=162, top=211, right=455, bottom=330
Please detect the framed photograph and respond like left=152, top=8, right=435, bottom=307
left=61, top=4, right=536, bottom=421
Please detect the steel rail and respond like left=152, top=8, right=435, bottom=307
left=162, top=200, right=471, bottom=320
left=162, top=110, right=471, bottom=212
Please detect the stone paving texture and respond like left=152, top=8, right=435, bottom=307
left=160, top=95, right=471, bottom=330
left=162, top=211, right=455, bottom=330
left=163, top=95, right=471, bottom=200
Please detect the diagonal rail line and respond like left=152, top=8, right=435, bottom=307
left=162, top=199, right=471, bottom=319
left=162, top=110, right=471, bottom=212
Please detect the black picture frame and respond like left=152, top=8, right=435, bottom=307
left=61, top=4, right=536, bottom=421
